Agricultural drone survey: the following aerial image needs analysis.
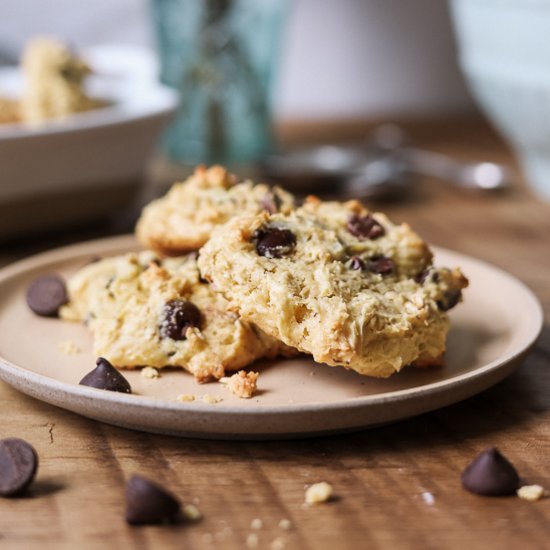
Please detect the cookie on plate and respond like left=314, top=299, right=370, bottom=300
left=61, top=252, right=292, bottom=382
left=135, top=165, right=295, bottom=255
left=197, top=199, right=468, bottom=378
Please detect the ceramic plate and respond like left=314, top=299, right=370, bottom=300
left=0, top=236, right=543, bottom=439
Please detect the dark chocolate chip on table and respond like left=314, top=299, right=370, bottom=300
left=26, top=274, right=68, bottom=317
left=160, top=300, right=201, bottom=341
left=79, top=357, right=132, bottom=393
left=347, top=214, right=385, bottom=240
left=125, top=474, right=181, bottom=525
left=254, top=226, right=297, bottom=259
left=461, top=447, right=520, bottom=496
left=0, top=438, right=39, bottom=497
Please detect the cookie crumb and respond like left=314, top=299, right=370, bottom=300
left=214, top=527, right=233, bottom=542
left=214, top=526, right=232, bottom=541
left=517, top=484, right=547, bottom=502
left=246, top=533, right=259, bottom=548
left=177, top=394, right=196, bottom=403
left=421, top=491, right=435, bottom=505
left=250, top=518, right=263, bottom=530
left=220, top=371, right=259, bottom=399
left=271, top=537, right=286, bottom=550
left=305, top=482, right=333, bottom=504
left=278, top=518, right=292, bottom=530
left=183, top=504, right=202, bottom=521
left=58, top=340, right=80, bottom=355
left=202, top=394, right=223, bottom=404
left=141, top=366, right=160, bottom=379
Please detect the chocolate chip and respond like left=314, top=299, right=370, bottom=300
left=26, top=274, right=68, bottom=317
left=254, top=226, right=296, bottom=259
left=260, top=191, right=282, bottom=214
left=125, top=474, right=181, bottom=525
left=79, top=357, right=132, bottom=393
left=461, top=447, right=520, bottom=496
left=365, top=256, right=395, bottom=275
left=0, top=438, right=39, bottom=497
left=415, top=269, right=430, bottom=284
left=347, top=214, right=385, bottom=240
left=349, top=256, right=365, bottom=270
left=160, top=300, right=201, bottom=340
left=105, top=276, right=115, bottom=291
left=417, top=269, right=440, bottom=285
left=437, top=289, right=462, bottom=311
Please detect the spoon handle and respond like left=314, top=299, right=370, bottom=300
left=401, top=147, right=512, bottom=190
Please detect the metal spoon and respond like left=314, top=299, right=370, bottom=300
left=263, top=124, right=513, bottom=198
left=363, top=124, right=512, bottom=191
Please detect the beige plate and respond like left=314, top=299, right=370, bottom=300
left=0, top=236, right=543, bottom=440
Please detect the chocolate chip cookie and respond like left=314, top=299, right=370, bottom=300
left=135, top=165, right=295, bottom=255
left=198, top=198, right=468, bottom=378
left=61, top=252, right=292, bottom=382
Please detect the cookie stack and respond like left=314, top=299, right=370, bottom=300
left=61, top=165, right=467, bottom=386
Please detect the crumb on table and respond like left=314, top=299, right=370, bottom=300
left=517, top=484, right=548, bottom=501
left=278, top=518, right=292, bottom=530
left=250, top=518, right=263, bottom=530
left=305, top=482, right=333, bottom=505
left=270, top=537, right=286, bottom=550
left=183, top=504, right=202, bottom=521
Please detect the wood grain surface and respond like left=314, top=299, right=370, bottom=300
left=1, top=118, right=550, bottom=550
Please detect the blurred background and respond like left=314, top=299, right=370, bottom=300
left=0, top=0, right=474, bottom=119
left=2, top=0, right=548, bottom=242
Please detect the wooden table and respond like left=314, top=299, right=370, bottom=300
left=1, top=119, right=549, bottom=549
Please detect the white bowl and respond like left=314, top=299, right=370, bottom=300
left=0, top=45, right=178, bottom=239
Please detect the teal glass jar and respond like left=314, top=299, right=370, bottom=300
left=152, top=0, right=287, bottom=165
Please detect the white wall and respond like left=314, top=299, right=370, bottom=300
left=0, top=0, right=474, bottom=119
left=277, top=0, right=474, bottom=118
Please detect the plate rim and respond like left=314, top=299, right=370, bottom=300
left=0, top=234, right=543, bottom=418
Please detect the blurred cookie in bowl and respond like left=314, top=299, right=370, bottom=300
left=0, top=37, right=105, bottom=126
left=20, top=37, right=105, bottom=124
